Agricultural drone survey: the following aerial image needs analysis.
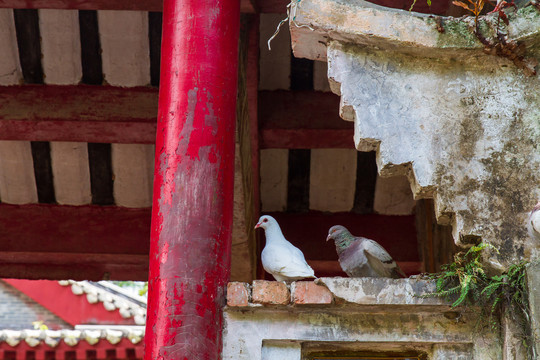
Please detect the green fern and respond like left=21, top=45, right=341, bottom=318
left=427, top=244, right=533, bottom=359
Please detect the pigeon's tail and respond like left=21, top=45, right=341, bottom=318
left=392, top=266, right=407, bottom=279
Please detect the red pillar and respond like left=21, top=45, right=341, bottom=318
left=144, top=0, right=240, bottom=359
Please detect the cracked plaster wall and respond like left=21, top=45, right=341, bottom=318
left=222, top=278, right=502, bottom=359
left=290, top=0, right=540, bottom=267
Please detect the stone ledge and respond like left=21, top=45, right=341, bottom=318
left=226, top=278, right=453, bottom=309
left=290, top=0, right=540, bottom=61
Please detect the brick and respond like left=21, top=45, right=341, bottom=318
left=292, top=281, right=333, bottom=305
left=252, top=280, right=290, bottom=305
left=226, top=282, right=250, bottom=307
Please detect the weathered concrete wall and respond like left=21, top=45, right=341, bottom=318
left=222, top=278, right=501, bottom=359
left=290, top=0, right=540, bottom=267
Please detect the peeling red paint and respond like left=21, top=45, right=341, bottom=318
left=144, top=0, right=240, bottom=359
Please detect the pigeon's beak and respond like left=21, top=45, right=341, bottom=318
left=326, top=234, right=332, bottom=242
left=254, top=222, right=261, bottom=229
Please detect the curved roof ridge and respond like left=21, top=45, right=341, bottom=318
left=58, top=280, right=146, bottom=325
left=0, top=327, right=144, bottom=347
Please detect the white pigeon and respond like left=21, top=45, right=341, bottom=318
left=255, top=215, right=316, bottom=282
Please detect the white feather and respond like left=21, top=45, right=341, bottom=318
left=256, top=215, right=315, bottom=282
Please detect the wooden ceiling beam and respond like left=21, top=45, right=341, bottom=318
left=0, top=0, right=256, bottom=13
left=0, top=203, right=150, bottom=279
left=0, top=85, right=158, bottom=144
left=259, top=90, right=354, bottom=148
left=0, top=203, right=151, bottom=254
left=260, top=128, right=354, bottom=149
left=0, top=86, right=351, bottom=147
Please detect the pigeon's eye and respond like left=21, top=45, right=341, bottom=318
left=263, top=218, right=268, bottom=223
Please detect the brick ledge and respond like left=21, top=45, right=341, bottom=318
left=227, top=277, right=454, bottom=309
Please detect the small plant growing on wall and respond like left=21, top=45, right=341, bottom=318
left=411, top=0, right=538, bottom=75
left=428, top=243, right=535, bottom=358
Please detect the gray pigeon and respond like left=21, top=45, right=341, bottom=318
left=255, top=215, right=316, bottom=282
left=327, top=225, right=405, bottom=279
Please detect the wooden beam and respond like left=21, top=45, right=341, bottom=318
left=0, top=0, right=255, bottom=13
left=257, top=0, right=288, bottom=13
left=259, top=90, right=354, bottom=148
left=0, top=86, right=352, bottom=146
left=261, top=128, right=354, bottom=148
left=0, top=253, right=149, bottom=280
left=0, top=85, right=157, bottom=143
left=0, top=203, right=150, bottom=279
left=0, top=203, right=150, bottom=254
left=260, top=90, right=347, bottom=129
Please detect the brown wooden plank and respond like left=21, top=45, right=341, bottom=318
left=259, top=90, right=354, bottom=148
left=0, top=86, right=352, bottom=146
left=257, top=0, right=288, bottom=13
left=0, top=85, right=157, bottom=143
left=259, top=90, right=348, bottom=129
left=0, top=253, right=148, bottom=280
left=261, top=128, right=354, bottom=149
left=0, top=203, right=150, bottom=254
left=0, top=0, right=255, bottom=12
left=415, top=199, right=456, bottom=273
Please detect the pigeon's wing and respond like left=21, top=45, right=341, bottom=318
left=262, top=244, right=315, bottom=279
left=363, top=239, right=406, bottom=278
left=338, top=240, right=368, bottom=277
left=281, top=243, right=315, bottom=278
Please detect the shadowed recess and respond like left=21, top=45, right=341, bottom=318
left=290, top=50, right=313, bottom=91
left=149, top=11, right=162, bottom=87
left=352, top=151, right=377, bottom=213
left=30, top=141, right=56, bottom=204
left=13, top=9, right=43, bottom=84
left=88, top=143, right=114, bottom=205
left=287, top=149, right=311, bottom=212
left=79, top=10, right=103, bottom=85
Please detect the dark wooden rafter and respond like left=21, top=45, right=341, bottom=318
left=148, top=12, right=162, bottom=87
left=287, top=149, right=311, bottom=213
left=290, top=50, right=314, bottom=91
left=30, top=141, right=56, bottom=204
left=87, top=143, right=114, bottom=205
left=13, top=9, right=43, bottom=84
left=352, top=151, right=378, bottom=213
left=79, top=10, right=103, bottom=85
